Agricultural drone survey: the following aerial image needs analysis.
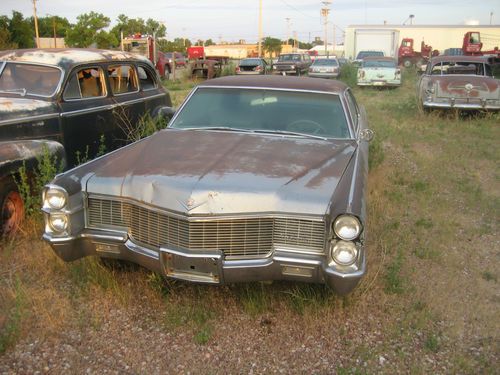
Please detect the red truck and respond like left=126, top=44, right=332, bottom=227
left=398, top=38, right=438, bottom=68
left=187, top=46, right=205, bottom=60
left=122, top=33, right=172, bottom=78
left=462, top=31, right=500, bottom=57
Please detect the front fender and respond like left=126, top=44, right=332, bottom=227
left=0, top=140, right=66, bottom=179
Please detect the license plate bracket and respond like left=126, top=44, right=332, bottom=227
left=161, top=248, right=223, bottom=284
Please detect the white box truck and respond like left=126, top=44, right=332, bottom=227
left=353, top=29, right=400, bottom=59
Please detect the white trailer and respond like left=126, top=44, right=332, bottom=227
left=352, top=29, right=400, bottom=59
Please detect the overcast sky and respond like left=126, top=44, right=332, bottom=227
left=1, top=0, right=499, bottom=43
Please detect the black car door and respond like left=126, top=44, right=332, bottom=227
left=58, top=65, right=114, bottom=166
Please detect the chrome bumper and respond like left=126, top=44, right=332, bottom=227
left=423, top=100, right=500, bottom=110
left=44, top=230, right=365, bottom=295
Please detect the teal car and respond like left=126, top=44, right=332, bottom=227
left=357, top=57, right=401, bottom=87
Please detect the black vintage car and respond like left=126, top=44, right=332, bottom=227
left=0, top=48, right=172, bottom=236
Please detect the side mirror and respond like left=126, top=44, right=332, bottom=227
left=359, top=128, right=374, bottom=142
left=157, top=106, right=176, bottom=122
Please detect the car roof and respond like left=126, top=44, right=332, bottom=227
left=0, top=48, right=151, bottom=69
left=363, top=56, right=396, bottom=61
left=430, top=55, right=490, bottom=63
left=199, top=75, right=349, bottom=94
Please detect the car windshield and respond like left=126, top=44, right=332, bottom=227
left=312, top=59, right=338, bottom=66
left=356, top=51, right=384, bottom=59
left=278, top=54, right=301, bottom=62
left=362, top=60, right=396, bottom=68
left=0, top=62, right=61, bottom=97
left=170, top=87, right=351, bottom=139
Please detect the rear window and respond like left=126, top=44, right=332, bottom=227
left=107, top=65, right=138, bottom=95
left=431, top=61, right=485, bottom=76
left=356, top=51, right=384, bottom=59
left=63, top=67, right=105, bottom=100
left=312, top=59, right=338, bottom=66
left=0, top=63, right=61, bottom=97
left=362, top=60, right=396, bottom=68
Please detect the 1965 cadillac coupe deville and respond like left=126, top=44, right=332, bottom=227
left=43, top=76, right=373, bottom=295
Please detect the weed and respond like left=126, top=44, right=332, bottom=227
left=220, top=62, right=236, bottom=77
left=339, top=63, right=358, bottom=88
left=282, top=284, right=331, bottom=315
left=0, top=278, right=27, bottom=354
left=235, top=283, right=271, bottom=316
left=194, top=327, right=212, bottom=345
left=385, top=250, right=405, bottom=294
left=116, top=111, right=167, bottom=143
left=413, top=246, right=439, bottom=260
left=415, top=218, right=433, bottom=229
left=75, top=145, right=90, bottom=165
left=481, top=271, right=497, bottom=282
left=369, top=136, right=384, bottom=170
left=424, top=334, right=440, bottom=353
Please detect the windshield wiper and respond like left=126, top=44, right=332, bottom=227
left=182, top=126, right=255, bottom=133
left=252, top=129, right=328, bottom=141
left=0, top=88, right=27, bottom=97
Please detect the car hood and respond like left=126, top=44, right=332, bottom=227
left=84, top=129, right=357, bottom=216
left=431, top=75, right=500, bottom=99
left=0, top=96, right=57, bottom=124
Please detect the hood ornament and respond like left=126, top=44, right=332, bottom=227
left=464, top=83, right=473, bottom=92
left=186, top=197, right=195, bottom=208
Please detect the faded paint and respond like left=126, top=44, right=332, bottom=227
left=0, top=97, right=53, bottom=113
left=0, top=48, right=150, bottom=68
left=0, top=140, right=65, bottom=173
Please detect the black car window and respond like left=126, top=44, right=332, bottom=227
left=137, top=65, right=157, bottom=91
left=0, top=63, right=61, bottom=97
left=63, top=67, right=105, bottom=100
left=108, top=65, right=138, bottom=95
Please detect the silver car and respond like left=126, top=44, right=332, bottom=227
left=308, top=58, right=340, bottom=79
left=42, top=76, right=373, bottom=295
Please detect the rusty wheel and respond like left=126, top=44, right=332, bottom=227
left=1, top=180, right=25, bottom=237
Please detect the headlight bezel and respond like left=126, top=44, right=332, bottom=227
left=43, top=185, right=69, bottom=210
left=330, top=240, right=359, bottom=266
left=48, top=213, right=69, bottom=233
left=333, top=214, right=362, bottom=241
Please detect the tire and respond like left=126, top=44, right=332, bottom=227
left=0, top=178, right=24, bottom=237
left=402, top=58, right=413, bottom=68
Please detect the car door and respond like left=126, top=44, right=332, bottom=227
left=58, top=65, right=114, bottom=166
left=105, top=63, right=146, bottom=147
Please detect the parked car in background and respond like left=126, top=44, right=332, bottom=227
left=0, top=48, right=172, bottom=236
left=157, top=52, right=186, bottom=79
left=308, top=58, right=340, bottom=79
left=357, top=57, right=401, bottom=87
left=236, top=58, right=270, bottom=75
left=190, top=59, right=222, bottom=79
left=354, top=50, right=384, bottom=66
left=43, top=75, right=373, bottom=295
left=417, top=55, right=500, bottom=111
left=272, top=53, right=312, bottom=76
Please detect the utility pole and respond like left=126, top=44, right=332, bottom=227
left=32, top=0, right=40, bottom=48
left=321, top=1, right=331, bottom=55
left=490, top=12, right=494, bottom=25
left=285, top=17, right=291, bottom=46
left=258, top=0, right=263, bottom=57
left=52, top=16, right=57, bottom=48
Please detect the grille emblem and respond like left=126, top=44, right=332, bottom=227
left=186, top=197, right=195, bottom=208
left=465, top=83, right=473, bottom=92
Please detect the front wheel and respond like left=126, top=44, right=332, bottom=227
left=0, top=178, right=24, bottom=237
left=402, top=58, right=413, bottom=68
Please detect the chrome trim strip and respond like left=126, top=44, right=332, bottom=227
left=80, top=232, right=128, bottom=242
left=60, top=104, right=115, bottom=117
left=86, top=193, right=325, bottom=222
left=0, top=113, right=59, bottom=126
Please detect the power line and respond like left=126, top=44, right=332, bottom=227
left=279, top=0, right=317, bottom=19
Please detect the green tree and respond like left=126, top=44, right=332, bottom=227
left=262, top=37, right=282, bottom=58
left=95, top=30, right=118, bottom=49
left=111, top=15, right=165, bottom=43
left=0, top=15, right=16, bottom=50
left=65, top=12, right=111, bottom=48
left=9, top=11, right=34, bottom=48
left=32, top=16, right=71, bottom=38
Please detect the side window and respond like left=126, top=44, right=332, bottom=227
left=107, top=65, right=138, bottom=95
left=63, top=67, right=105, bottom=100
left=137, top=65, right=157, bottom=91
left=345, top=89, right=359, bottom=131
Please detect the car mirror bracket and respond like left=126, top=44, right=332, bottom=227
left=358, top=128, right=374, bottom=142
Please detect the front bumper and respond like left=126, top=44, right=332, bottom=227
left=44, top=230, right=366, bottom=295
left=357, top=80, right=401, bottom=87
left=422, top=98, right=500, bottom=111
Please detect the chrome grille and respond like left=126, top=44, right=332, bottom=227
left=87, top=197, right=325, bottom=258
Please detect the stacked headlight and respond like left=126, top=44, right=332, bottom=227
left=43, top=186, right=69, bottom=235
left=333, top=215, right=361, bottom=241
left=330, top=241, right=358, bottom=266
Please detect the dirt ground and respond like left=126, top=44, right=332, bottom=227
left=0, top=70, right=499, bottom=374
